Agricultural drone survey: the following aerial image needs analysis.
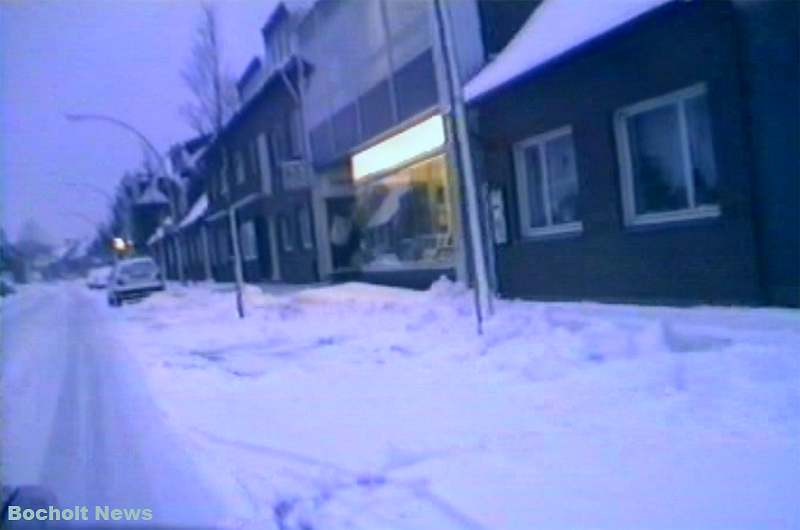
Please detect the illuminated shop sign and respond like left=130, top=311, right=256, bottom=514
left=351, top=114, right=446, bottom=181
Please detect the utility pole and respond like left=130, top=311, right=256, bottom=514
left=431, top=0, right=493, bottom=333
left=219, top=144, right=245, bottom=318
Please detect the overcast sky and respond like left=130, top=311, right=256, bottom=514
left=0, top=0, right=276, bottom=244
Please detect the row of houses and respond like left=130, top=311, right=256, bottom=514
left=146, top=0, right=799, bottom=307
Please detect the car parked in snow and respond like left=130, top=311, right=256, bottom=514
left=107, top=257, right=164, bottom=306
left=86, top=265, right=113, bottom=289
left=0, top=277, right=16, bottom=297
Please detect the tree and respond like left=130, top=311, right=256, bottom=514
left=180, top=3, right=238, bottom=136
left=15, top=219, right=53, bottom=259
left=180, top=3, right=245, bottom=317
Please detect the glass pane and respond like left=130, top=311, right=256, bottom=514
left=544, top=134, right=580, bottom=224
left=685, top=95, right=718, bottom=205
left=628, top=103, right=688, bottom=214
left=355, top=155, right=454, bottom=269
left=523, top=145, right=547, bottom=228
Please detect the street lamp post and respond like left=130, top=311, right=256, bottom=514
left=65, top=113, right=185, bottom=282
left=60, top=180, right=132, bottom=241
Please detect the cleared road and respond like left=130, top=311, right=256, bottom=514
left=1, top=283, right=227, bottom=527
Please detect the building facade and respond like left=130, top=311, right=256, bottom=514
left=467, top=0, right=799, bottom=306
left=297, top=0, right=492, bottom=288
left=202, top=2, right=318, bottom=285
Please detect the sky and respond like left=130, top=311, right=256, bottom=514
left=0, top=0, right=276, bottom=245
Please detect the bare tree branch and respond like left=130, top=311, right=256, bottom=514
left=180, top=3, right=238, bottom=136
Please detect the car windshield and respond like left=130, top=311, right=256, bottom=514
left=120, top=261, right=156, bottom=276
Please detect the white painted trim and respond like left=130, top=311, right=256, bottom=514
left=205, top=209, right=228, bottom=222
left=523, top=221, right=584, bottom=239
left=614, top=82, right=718, bottom=227
left=512, top=125, right=581, bottom=239
left=231, top=192, right=262, bottom=211
left=624, top=205, right=721, bottom=227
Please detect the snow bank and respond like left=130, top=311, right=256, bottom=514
left=106, top=279, right=800, bottom=529
left=463, top=0, right=674, bottom=102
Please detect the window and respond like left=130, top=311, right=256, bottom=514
left=209, top=230, right=218, bottom=265
left=249, top=139, right=261, bottom=181
left=235, top=151, right=246, bottom=184
left=615, top=84, right=719, bottom=225
left=268, top=24, right=291, bottom=67
left=217, top=226, right=230, bottom=262
left=513, top=126, right=582, bottom=237
left=219, top=168, right=228, bottom=196
left=279, top=215, right=294, bottom=252
left=354, top=154, right=454, bottom=270
left=270, top=129, right=285, bottom=166
left=297, top=206, right=314, bottom=250
left=239, top=221, right=258, bottom=261
left=257, top=133, right=273, bottom=194
left=288, top=108, right=304, bottom=159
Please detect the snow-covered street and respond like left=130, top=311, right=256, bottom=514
left=2, top=280, right=799, bottom=529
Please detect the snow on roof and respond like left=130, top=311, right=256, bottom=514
left=135, top=182, right=169, bottom=206
left=147, top=226, right=165, bottom=246
left=179, top=194, right=208, bottom=229
left=463, top=0, right=674, bottom=103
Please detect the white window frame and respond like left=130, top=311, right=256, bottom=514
left=614, top=83, right=720, bottom=227
left=239, top=221, right=258, bottom=261
left=513, top=125, right=583, bottom=238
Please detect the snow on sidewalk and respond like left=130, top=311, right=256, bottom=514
left=107, top=279, right=800, bottom=530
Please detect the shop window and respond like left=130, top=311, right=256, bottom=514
left=513, top=126, right=582, bottom=237
left=239, top=221, right=258, bottom=261
left=354, top=154, right=454, bottom=270
left=615, top=83, right=719, bottom=226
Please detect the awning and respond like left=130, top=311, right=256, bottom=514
left=146, top=226, right=165, bottom=246
left=366, top=185, right=410, bottom=228
left=178, top=194, right=208, bottom=229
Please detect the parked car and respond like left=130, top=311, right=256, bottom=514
left=0, top=277, right=15, bottom=297
left=107, top=257, right=164, bottom=306
left=86, top=265, right=113, bottom=289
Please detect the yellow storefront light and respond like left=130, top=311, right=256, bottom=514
left=352, top=114, right=446, bottom=181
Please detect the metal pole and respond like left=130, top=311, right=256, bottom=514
left=65, top=112, right=185, bottom=280
left=431, top=0, right=493, bottom=333
left=220, top=144, right=245, bottom=318
left=228, top=207, right=245, bottom=318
